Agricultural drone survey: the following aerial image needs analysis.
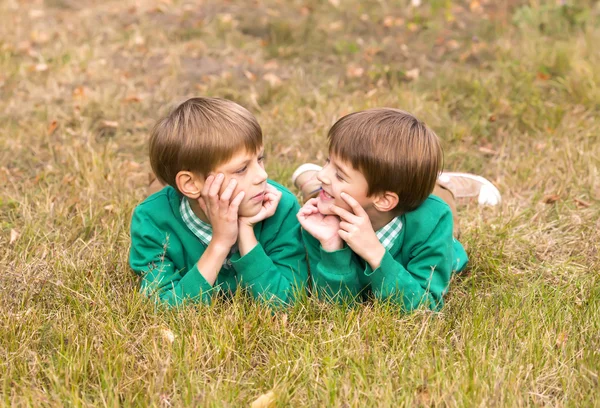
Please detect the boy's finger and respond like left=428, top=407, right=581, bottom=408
left=339, top=221, right=352, bottom=231
left=338, top=230, right=350, bottom=242
left=220, top=178, right=237, bottom=202
left=330, top=205, right=359, bottom=223
left=230, top=190, right=245, bottom=210
left=208, top=173, right=224, bottom=199
left=340, top=192, right=367, bottom=216
left=202, top=175, right=214, bottom=198
left=197, top=197, right=208, bottom=215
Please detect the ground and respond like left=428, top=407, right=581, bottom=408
left=1, top=0, right=599, bottom=406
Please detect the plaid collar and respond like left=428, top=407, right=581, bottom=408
left=180, top=198, right=237, bottom=269
left=376, top=216, right=403, bottom=251
left=180, top=198, right=213, bottom=246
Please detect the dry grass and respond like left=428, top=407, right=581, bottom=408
left=1, top=0, right=599, bottom=406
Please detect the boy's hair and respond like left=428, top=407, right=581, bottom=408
left=149, top=97, right=262, bottom=189
left=328, top=108, right=442, bottom=213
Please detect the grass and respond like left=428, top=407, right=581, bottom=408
left=1, top=0, right=599, bottom=406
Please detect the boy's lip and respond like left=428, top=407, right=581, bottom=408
left=319, top=189, right=334, bottom=200
left=251, top=191, right=265, bottom=200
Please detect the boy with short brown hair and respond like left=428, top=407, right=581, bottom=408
left=296, top=108, right=500, bottom=312
left=130, top=97, right=308, bottom=307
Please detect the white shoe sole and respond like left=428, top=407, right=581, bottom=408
left=291, top=163, right=323, bottom=186
left=439, top=172, right=502, bottom=206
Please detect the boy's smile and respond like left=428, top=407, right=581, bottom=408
left=316, top=155, right=373, bottom=216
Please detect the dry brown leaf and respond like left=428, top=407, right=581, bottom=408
left=48, top=120, right=58, bottom=135
left=478, top=146, right=497, bottom=155
left=328, top=0, right=340, bottom=7
left=263, top=73, right=282, bottom=87
left=346, top=64, right=364, bottom=78
left=405, top=68, right=420, bottom=80
left=34, top=63, right=48, bottom=72
left=123, top=95, right=142, bottom=103
left=329, top=21, right=343, bottom=31
left=574, top=198, right=591, bottom=208
left=10, top=229, right=20, bottom=245
left=543, top=194, right=560, bottom=204
left=101, top=120, right=119, bottom=129
left=250, top=391, right=276, bottom=408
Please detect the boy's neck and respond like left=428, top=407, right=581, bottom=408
left=367, top=208, right=398, bottom=232
left=188, top=198, right=211, bottom=224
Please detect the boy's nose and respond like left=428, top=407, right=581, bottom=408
left=317, top=170, right=330, bottom=185
left=255, top=166, right=268, bottom=184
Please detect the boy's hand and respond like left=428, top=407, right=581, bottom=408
left=239, top=184, right=282, bottom=228
left=297, top=198, right=343, bottom=252
left=198, top=174, right=245, bottom=250
left=330, top=192, right=385, bottom=269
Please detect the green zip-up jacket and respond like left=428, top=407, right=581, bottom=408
left=303, top=195, right=468, bottom=312
left=129, top=180, right=308, bottom=307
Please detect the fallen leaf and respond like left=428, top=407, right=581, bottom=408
left=48, top=120, right=58, bottom=135
left=72, top=86, right=86, bottom=98
left=542, top=194, right=560, bottom=204
left=263, top=73, right=282, bottom=87
left=34, top=63, right=48, bottom=72
left=10, top=229, right=20, bottom=245
left=244, top=70, right=257, bottom=81
left=555, top=331, right=568, bottom=348
left=478, top=146, right=497, bottom=155
left=405, top=68, right=420, bottom=80
left=123, top=95, right=142, bottom=103
left=328, top=0, right=340, bottom=7
left=161, top=328, right=175, bottom=344
left=346, top=64, right=364, bottom=78
left=574, top=198, right=591, bottom=208
left=250, top=391, right=276, bottom=408
left=383, top=16, right=394, bottom=27
left=537, top=72, right=551, bottom=81
left=100, top=120, right=119, bottom=129
left=329, top=21, right=343, bottom=31
left=263, top=60, right=279, bottom=70
left=447, top=39, right=460, bottom=50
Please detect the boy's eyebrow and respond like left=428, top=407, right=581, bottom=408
left=332, top=158, right=351, bottom=178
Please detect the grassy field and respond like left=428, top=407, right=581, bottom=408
left=1, top=0, right=599, bottom=406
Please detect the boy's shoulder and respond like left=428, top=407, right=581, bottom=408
left=133, top=186, right=180, bottom=221
left=403, top=195, right=452, bottom=230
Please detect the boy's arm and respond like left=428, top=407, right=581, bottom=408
left=301, top=228, right=362, bottom=304
left=129, top=210, right=216, bottom=307
left=363, top=215, right=453, bottom=312
left=331, top=192, right=452, bottom=312
left=230, top=192, right=308, bottom=306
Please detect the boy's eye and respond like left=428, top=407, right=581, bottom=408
left=258, top=155, right=265, bottom=162
left=335, top=173, right=345, bottom=181
left=235, top=166, right=248, bottom=174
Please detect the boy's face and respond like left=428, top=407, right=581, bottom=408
left=206, top=148, right=268, bottom=217
left=316, top=154, right=375, bottom=215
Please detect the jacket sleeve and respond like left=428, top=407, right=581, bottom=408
left=129, top=209, right=214, bottom=307
left=229, top=198, right=308, bottom=307
left=302, top=229, right=362, bottom=304
left=363, top=213, right=453, bottom=312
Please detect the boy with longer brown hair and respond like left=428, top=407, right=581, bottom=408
left=129, top=97, right=308, bottom=307
left=296, top=108, right=500, bottom=312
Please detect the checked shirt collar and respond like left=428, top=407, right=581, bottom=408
left=180, top=198, right=238, bottom=269
left=376, top=216, right=403, bottom=251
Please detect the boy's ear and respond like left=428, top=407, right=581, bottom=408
left=175, top=171, right=204, bottom=199
left=373, top=191, right=399, bottom=213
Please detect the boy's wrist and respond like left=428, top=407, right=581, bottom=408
left=207, top=239, right=233, bottom=256
left=365, top=243, right=386, bottom=270
left=320, top=236, right=343, bottom=252
left=237, top=224, right=258, bottom=256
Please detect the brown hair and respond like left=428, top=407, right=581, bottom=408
left=328, top=108, right=443, bottom=213
left=149, top=97, right=262, bottom=189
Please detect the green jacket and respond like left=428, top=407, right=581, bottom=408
left=129, top=180, right=308, bottom=307
left=303, top=195, right=468, bottom=312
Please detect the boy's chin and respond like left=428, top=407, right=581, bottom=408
left=317, top=199, right=335, bottom=215
left=238, top=203, right=262, bottom=218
